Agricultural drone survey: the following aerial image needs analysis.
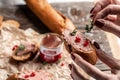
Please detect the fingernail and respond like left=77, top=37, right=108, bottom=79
left=71, top=54, right=75, bottom=60
left=94, top=20, right=104, bottom=28
left=70, top=74, right=74, bottom=79
left=90, top=7, right=94, bottom=13
left=68, top=64, right=72, bottom=70
left=90, top=14, right=94, bottom=18
left=93, top=42, right=100, bottom=49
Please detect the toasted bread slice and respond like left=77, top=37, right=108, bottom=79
left=63, top=29, right=97, bottom=65
left=7, top=74, right=18, bottom=80
left=12, top=43, right=38, bottom=62
left=2, top=20, right=20, bottom=29
left=12, top=53, right=32, bottom=61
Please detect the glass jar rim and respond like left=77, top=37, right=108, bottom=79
left=41, top=33, right=64, bottom=49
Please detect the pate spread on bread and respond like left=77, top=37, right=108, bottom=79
left=12, top=42, right=38, bottom=61
left=63, top=29, right=97, bottom=64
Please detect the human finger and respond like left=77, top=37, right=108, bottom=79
left=104, top=15, right=117, bottom=22
left=94, top=19, right=120, bottom=38
left=90, top=0, right=111, bottom=14
left=69, top=63, right=89, bottom=80
left=94, top=5, right=120, bottom=22
left=71, top=53, right=110, bottom=79
left=93, top=41, right=120, bottom=70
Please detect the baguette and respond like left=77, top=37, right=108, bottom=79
left=25, top=0, right=75, bottom=34
left=63, top=30, right=97, bottom=64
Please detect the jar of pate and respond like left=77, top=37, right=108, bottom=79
left=40, top=33, right=64, bottom=63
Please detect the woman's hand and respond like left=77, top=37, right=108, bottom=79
left=90, top=0, right=120, bottom=38
left=69, top=42, right=120, bottom=80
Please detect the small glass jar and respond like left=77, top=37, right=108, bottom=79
left=40, top=33, right=64, bottom=63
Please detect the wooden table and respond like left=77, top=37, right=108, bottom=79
left=0, top=2, right=119, bottom=79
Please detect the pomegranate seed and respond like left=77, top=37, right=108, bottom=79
left=12, top=45, right=18, bottom=51
left=61, top=62, right=64, bottom=66
left=75, top=37, right=81, bottom=43
left=30, top=72, right=36, bottom=77
left=83, top=39, right=89, bottom=47
left=24, top=75, right=29, bottom=78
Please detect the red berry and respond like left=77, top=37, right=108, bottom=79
left=83, top=39, right=89, bottom=47
left=75, top=37, right=81, bottom=43
left=30, top=72, right=36, bottom=77
left=61, top=62, right=64, bottom=66
left=24, top=75, right=29, bottom=78
left=12, top=45, right=18, bottom=51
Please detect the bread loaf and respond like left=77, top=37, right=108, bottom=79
left=25, top=0, right=75, bottom=34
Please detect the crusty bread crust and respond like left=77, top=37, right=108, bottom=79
left=3, top=20, right=20, bottom=28
left=0, top=15, right=3, bottom=28
left=63, top=30, right=97, bottom=65
left=65, top=39, right=97, bottom=65
left=1, top=19, right=20, bottom=30
left=12, top=53, right=32, bottom=61
left=6, top=74, right=19, bottom=80
left=25, top=0, right=75, bottom=34
left=12, top=44, right=38, bottom=62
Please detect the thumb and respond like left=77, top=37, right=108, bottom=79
left=94, top=19, right=120, bottom=38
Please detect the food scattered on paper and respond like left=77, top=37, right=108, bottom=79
left=0, top=17, right=73, bottom=80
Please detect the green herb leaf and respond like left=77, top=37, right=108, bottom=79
left=70, top=29, right=77, bottom=36
left=85, top=20, right=94, bottom=33
left=19, top=44, right=25, bottom=50
left=15, top=44, right=25, bottom=55
left=42, top=61, right=47, bottom=65
left=90, top=21, right=94, bottom=30
left=85, top=24, right=90, bottom=33
left=7, top=74, right=10, bottom=77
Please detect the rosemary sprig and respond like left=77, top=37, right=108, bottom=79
left=85, top=21, right=94, bottom=33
